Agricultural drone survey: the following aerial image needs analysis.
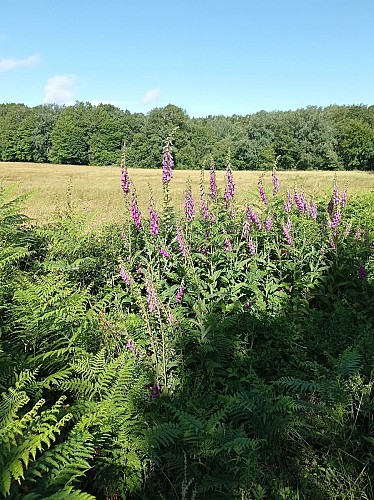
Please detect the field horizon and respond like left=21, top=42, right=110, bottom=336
left=1, top=161, right=373, bottom=225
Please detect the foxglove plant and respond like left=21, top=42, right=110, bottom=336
left=224, top=158, right=235, bottom=207
left=119, top=265, right=130, bottom=285
left=184, top=181, right=195, bottom=222
left=246, top=206, right=262, bottom=230
left=258, top=178, right=267, bottom=205
left=209, top=157, right=218, bottom=200
left=131, top=190, right=142, bottom=229
left=162, top=138, right=174, bottom=185
left=282, top=218, right=292, bottom=245
left=329, top=209, right=341, bottom=229
left=176, top=225, right=187, bottom=257
left=121, top=165, right=130, bottom=196
left=145, top=278, right=161, bottom=314
left=265, top=217, right=273, bottom=232
left=248, top=237, right=256, bottom=255
left=294, top=187, right=305, bottom=213
left=175, top=281, right=185, bottom=303
left=149, top=193, right=159, bottom=236
left=272, top=169, right=280, bottom=196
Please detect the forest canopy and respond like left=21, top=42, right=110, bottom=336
left=0, top=102, right=373, bottom=170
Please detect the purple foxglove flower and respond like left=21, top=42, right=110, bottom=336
left=272, top=169, right=280, bottom=195
left=224, top=161, right=235, bottom=206
left=308, top=201, right=318, bottom=220
left=119, top=265, right=130, bottom=285
left=345, top=223, right=352, bottom=236
left=248, top=237, right=256, bottom=255
left=184, top=183, right=195, bottom=222
left=131, top=191, right=142, bottom=229
left=151, top=384, right=161, bottom=398
left=358, top=264, right=367, bottom=279
left=145, top=279, right=160, bottom=314
left=209, top=158, right=218, bottom=200
left=149, top=197, right=159, bottom=236
left=211, top=213, right=216, bottom=223
left=333, top=183, right=340, bottom=205
left=330, top=238, right=336, bottom=249
left=162, top=140, right=174, bottom=184
left=224, top=238, right=232, bottom=252
left=294, top=187, right=305, bottom=213
left=284, top=200, right=292, bottom=213
left=265, top=217, right=273, bottom=232
left=246, top=207, right=262, bottom=230
left=175, top=281, right=185, bottom=303
left=176, top=225, right=187, bottom=257
left=200, top=196, right=209, bottom=220
left=258, top=178, right=267, bottom=205
left=329, top=209, right=341, bottom=229
left=126, top=340, right=136, bottom=352
left=282, top=218, right=292, bottom=245
left=159, top=248, right=170, bottom=258
left=242, top=219, right=251, bottom=239
left=121, top=165, right=131, bottom=195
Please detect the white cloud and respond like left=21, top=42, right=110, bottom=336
left=0, top=53, right=41, bottom=72
left=142, top=88, right=161, bottom=105
left=43, top=75, right=76, bottom=105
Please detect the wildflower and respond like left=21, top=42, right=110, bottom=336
left=333, top=183, right=340, bottom=206
left=329, top=209, right=341, bottom=229
left=242, top=219, right=251, bottom=239
left=126, top=340, right=136, bottom=352
left=258, top=178, right=267, bottom=205
left=265, top=217, right=273, bottom=232
left=162, top=140, right=174, bottom=185
left=121, top=165, right=131, bottom=195
left=358, top=264, right=367, bottom=279
left=176, top=225, right=187, bottom=257
left=159, top=248, right=170, bottom=258
left=248, top=237, right=256, bottom=255
left=294, top=187, right=305, bottom=213
left=330, top=238, right=336, bottom=249
left=355, top=227, right=362, bottom=239
left=145, top=278, right=160, bottom=314
left=224, top=238, right=232, bottom=252
left=149, top=195, right=159, bottom=236
left=151, top=384, right=161, bottom=398
left=175, top=281, right=185, bottom=303
left=224, top=159, right=235, bottom=206
left=308, top=201, right=318, bottom=220
left=246, top=206, right=262, bottom=230
left=131, top=191, right=142, bottom=229
left=200, top=197, right=209, bottom=220
left=345, top=222, right=352, bottom=236
left=211, top=213, right=216, bottom=223
left=136, top=265, right=143, bottom=275
left=209, top=158, right=218, bottom=200
left=272, top=169, right=280, bottom=195
left=282, top=218, right=292, bottom=245
left=119, top=265, right=130, bottom=285
left=184, top=182, right=195, bottom=222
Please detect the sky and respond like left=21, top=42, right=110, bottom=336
left=1, top=0, right=373, bottom=117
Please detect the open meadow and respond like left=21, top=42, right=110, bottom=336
left=0, top=162, right=373, bottom=224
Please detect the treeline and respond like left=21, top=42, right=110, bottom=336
left=0, top=101, right=374, bottom=170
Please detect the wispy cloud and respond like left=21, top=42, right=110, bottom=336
left=0, top=53, right=41, bottom=72
left=142, top=88, right=161, bottom=105
left=43, top=74, right=76, bottom=105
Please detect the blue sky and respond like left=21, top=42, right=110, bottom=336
left=1, top=0, right=373, bottom=117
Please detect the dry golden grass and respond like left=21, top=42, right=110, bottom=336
left=0, top=162, right=373, bottom=225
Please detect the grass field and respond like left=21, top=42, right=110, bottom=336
left=1, top=162, right=373, bottom=225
